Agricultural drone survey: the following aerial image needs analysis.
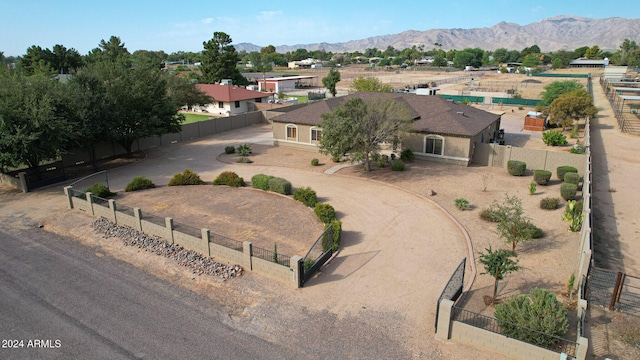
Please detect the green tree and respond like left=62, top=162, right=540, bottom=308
left=319, top=96, right=413, bottom=171
left=432, top=52, right=448, bottom=67
left=0, top=71, right=75, bottom=169
left=547, top=89, right=598, bottom=130
left=478, top=246, right=521, bottom=306
left=493, top=48, right=508, bottom=64
left=494, top=288, right=568, bottom=347
left=164, top=73, right=212, bottom=108
left=540, top=80, right=584, bottom=106
left=584, top=45, right=603, bottom=59
left=132, top=49, right=168, bottom=68
left=522, top=54, right=540, bottom=67
left=493, top=194, right=534, bottom=253
left=85, top=36, right=130, bottom=64
left=248, top=47, right=273, bottom=89
left=322, top=68, right=341, bottom=97
left=453, top=50, right=480, bottom=69
left=200, top=32, right=247, bottom=86
left=349, top=76, right=393, bottom=93
left=551, top=58, right=564, bottom=69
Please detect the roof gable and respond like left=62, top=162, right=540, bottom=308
left=271, top=93, right=501, bottom=137
left=196, top=84, right=270, bottom=102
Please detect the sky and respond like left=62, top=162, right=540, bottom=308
left=1, top=0, right=638, bottom=56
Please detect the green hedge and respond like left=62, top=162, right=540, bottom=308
left=168, top=169, right=206, bottom=186
left=86, top=183, right=116, bottom=198
left=125, top=176, right=156, bottom=192
left=314, top=203, right=336, bottom=224
left=533, top=170, right=552, bottom=185
left=560, top=183, right=578, bottom=200
left=213, top=171, right=245, bottom=187
left=293, top=187, right=318, bottom=207
left=330, top=220, right=342, bottom=252
left=267, top=177, right=292, bottom=195
left=251, top=174, right=273, bottom=190
left=507, top=160, right=527, bottom=176
left=564, top=172, right=580, bottom=185
left=557, top=166, right=578, bottom=181
left=540, top=197, right=559, bottom=210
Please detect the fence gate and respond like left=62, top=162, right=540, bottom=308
left=300, top=224, right=333, bottom=287
left=587, top=267, right=640, bottom=315
left=435, top=258, right=466, bottom=331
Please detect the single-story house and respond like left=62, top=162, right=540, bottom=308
left=257, top=76, right=317, bottom=93
left=270, top=92, right=502, bottom=166
left=195, top=84, right=271, bottom=116
left=569, top=58, right=609, bottom=68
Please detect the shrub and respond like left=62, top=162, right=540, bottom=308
left=454, top=198, right=470, bottom=210
left=213, top=171, right=245, bottom=187
left=303, top=259, right=316, bottom=271
left=237, top=157, right=253, bottom=163
left=570, top=145, right=586, bottom=154
left=529, top=181, right=536, bottom=195
left=540, top=197, right=560, bottom=210
left=507, top=160, right=526, bottom=176
left=400, top=149, right=415, bottom=162
left=330, top=220, right=342, bottom=252
left=168, top=169, right=206, bottom=186
left=267, top=177, right=292, bottom=195
left=293, top=187, right=318, bottom=207
left=251, top=174, right=273, bottom=190
left=564, top=172, right=580, bottom=185
left=494, top=288, right=568, bottom=347
left=526, top=223, right=544, bottom=239
left=314, top=203, right=336, bottom=224
left=563, top=199, right=584, bottom=232
left=557, top=166, right=578, bottom=181
left=533, top=170, right=552, bottom=185
left=237, top=144, right=252, bottom=156
left=86, top=183, right=116, bottom=198
left=560, top=183, right=578, bottom=200
left=480, top=208, right=501, bottom=222
left=371, top=152, right=388, bottom=168
left=570, top=123, right=579, bottom=138
left=542, top=130, right=568, bottom=146
left=125, top=176, right=156, bottom=192
left=391, top=159, right=405, bottom=171
left=311, top=158, right=319, bottom=166
left=224, top=146, right=235, bottom=154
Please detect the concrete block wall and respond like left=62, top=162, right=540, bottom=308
left=114, top=212, right=140, bottom=231
left=172, top=231, right=209, bottom=255
left=140, top=219, right=171, bottom=241
left=209, top=242, right=247, bottom=268
left=251, top=257, right=295, bottom=284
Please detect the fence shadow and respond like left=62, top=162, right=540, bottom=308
left=303, top=250, right=380, bottom=286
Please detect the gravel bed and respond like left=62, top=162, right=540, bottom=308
left=91, top=217, right=242, bottom=280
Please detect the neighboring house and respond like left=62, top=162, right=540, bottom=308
left=195, top=84, right=271, bottom=116
left=257, top=76, right=317, bottom=93
left=569, top=58, right=609, bottom=68
left=270, top=92, right=502, bottom=166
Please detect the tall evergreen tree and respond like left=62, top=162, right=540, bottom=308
left=200, top=32, right=247, bottom=86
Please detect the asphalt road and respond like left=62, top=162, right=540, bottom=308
left=0, top=226, right=291, bottom=360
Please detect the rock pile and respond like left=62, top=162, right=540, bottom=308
left=91, top=217, right=242, bottom=280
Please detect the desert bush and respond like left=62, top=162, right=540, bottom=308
left=507, top=160, right=526, bottom=176
left=526, top=223, right=544, bottom=239
left=224, top=146, right=235, bottom=154
left=311, top=158, right=319, bottom=166
left=564, top=172, right=580, bottom=185
left=542, top=130, right=568, bottom=146
left=560, top=183, right=578, bottom=200
left=570, top=123, right=579, bottom=138
left=371, top=152, right=389, bottom=168
left=454, top=198, right=470, bottom=210
left=251, top=174, right=273, bottom=190
left=86, top=183, right=116, bottom=198
left=314, top=203, right=336, bottom=224
left=293, top=187, right=318, bottom=207
left=125, top=176, right=156, bottom=192
left=237, top=144, right=251, bottom=156
left=533, top=170, right=552, bottom=185
left=267, top=177, right=292, bottom=195
left=213, top=171, right=245, bottom=187
left=168, top=169, right=206, bottom=186
left=529, top=182, right=536, bottom=195
left=557, top=166, right=578, bottom=181
left=480, top=207, right=501, bottom=222
left=400, top=149, right=415, bottom=162
left=391, top=159, right=405, bottom=171
left=540, top=197, right=560, bottom=210
left=237, top=157, right=253, bottom=163
left=570, top=145, right=586, bottom=154
left=494, top=288, right=568, bottom=347
left=563, top=199, right=584, bottom=232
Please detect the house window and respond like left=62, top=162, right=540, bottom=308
left=425, top=135, right=444, bottom=155
left=255, top=98, right=262, bottom=103
left=235, top=101, right=240, bottom=108
left=311, top=128, right=322, bottom=142
left=218, top=102, right=224, bottom=109
left=286, top=124, right=297, bottom=141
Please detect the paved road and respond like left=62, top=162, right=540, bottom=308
left=0, top=227, right=292, bottom=360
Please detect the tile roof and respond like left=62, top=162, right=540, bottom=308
left=196, top=84, right=270, bottom=102
left=271, top=93, right=501, bottom=137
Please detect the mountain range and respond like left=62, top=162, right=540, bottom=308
left=234, top=15, right=640, bottom=53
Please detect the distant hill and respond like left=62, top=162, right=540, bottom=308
left=234, top=15, right=640, bottom=53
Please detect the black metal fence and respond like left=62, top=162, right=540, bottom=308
left=210, top=233, right=243, bottom=251
left=435, top=258, right=466, bottom=331
left=91, top=194, right=110, bottom=207
left=69, top=170, right=109, bottom=194
left=452, top=306, right=577, bottom=358
left=301, top=224, right=334, bottom=285
left=252, top=245, right=290, bottom=267
left=173, top=221, right=202, bottom=238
